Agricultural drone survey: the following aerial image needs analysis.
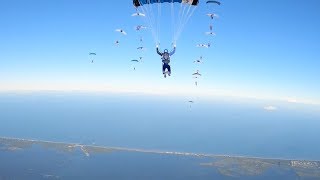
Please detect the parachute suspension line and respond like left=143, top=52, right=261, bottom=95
left=157, top=2, right=159, bottom=44
left=174, top=2, right=197, bottom=43
left=146, top=0, right=159, bottom=44
left=137, top=0, right=157, bottom=45
left=174, top=2, right=184, bottom=44
left=175, top=3, right=191, bottom=42
left=184, top=3, right=193, bottom=25
left=157, top=1, right=162, bottom=45
left=178, top=3, right=188, bottom=35
left=142, top=2, right=156, bottom=43
left=171, top=0, right=176, bottom=45
left=175, top=5, right=197, bottom=42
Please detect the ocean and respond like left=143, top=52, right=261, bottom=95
left=0, top=91, right=320, bottom=160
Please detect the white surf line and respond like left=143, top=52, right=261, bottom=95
left=1, top=136, right=319, bottom=162
left=80, top=145, right=90, bottom=157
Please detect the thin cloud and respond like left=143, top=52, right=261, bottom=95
left=264, top=106, right=277, bottom=111
left=287, top=98, right=298, bottom=103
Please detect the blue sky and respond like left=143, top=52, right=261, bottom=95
left=1, top=0, right=320, bottom=104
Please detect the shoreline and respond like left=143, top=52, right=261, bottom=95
left=1, top=136, right=319, bottom=163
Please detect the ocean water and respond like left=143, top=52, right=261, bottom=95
left=0, top=92, right=320, bottom=160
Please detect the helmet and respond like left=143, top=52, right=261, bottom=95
left=164, top=49, right=168, bottom=53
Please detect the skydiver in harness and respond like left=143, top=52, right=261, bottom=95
left=156, top=44, right=176, bottom=78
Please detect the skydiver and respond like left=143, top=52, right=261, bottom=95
left=137, top=46, right=145, bottom=50
left=135, top=25, right=147, bottom=31
left=115, top=40, right=120, bottom=46
left=89, top=52, right=96, bottom=63
left=205, top=32, right=216, bottom=36
left=193, top=76, right=200, bottom=86
left=188, top=100, right=194, bottom=108
left=131, top=59, right=139, bottom=70
left=132, top=12, right=146, bottom=17
left=205, top=25, right=215, bottom=36
left=194, top=56, right=203, bottom=64
left=156, top=44, right=176, bottom=78
left=196, top=43, right=211, bottom=48
left=115, top=29, right=127, bottom=35
left=192, top=70, right=202, bottom=76
left=207, top=13, right=219, bottom=19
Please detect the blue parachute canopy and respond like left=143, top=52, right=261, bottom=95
left=133, top=0, right=199, bottom=7
left=206, top=0, right=220, bottom=5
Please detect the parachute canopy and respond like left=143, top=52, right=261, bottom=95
left=134, top=0, right=199, bottom=7
left=89, top=52, right=96, bottom=63
left=206, top=0, right=220, bottom=5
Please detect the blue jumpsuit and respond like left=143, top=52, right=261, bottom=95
left=156, top=47, right=176, bottom=74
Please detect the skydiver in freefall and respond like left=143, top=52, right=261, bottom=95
left=156, top=43, right=176, bottom=78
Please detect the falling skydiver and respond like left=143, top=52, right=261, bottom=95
left=156, top=44, right=176, bottom=78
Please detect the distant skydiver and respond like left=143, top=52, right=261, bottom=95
left=89, top=52, right=96, bottom=63
left=205, top=32, right=216, bottom=36
left=131, top=59, right=139, bottom=71
left=196, top=43, right=211, bottom=48
left=192, top=70, right=202, bottom=76
left=193, top=75, right=200, bottom=86
left=115, top=40, right=120, bottom=46
left=137, top=46, right=146, bottom=50
left=188, top=100, right=194, bottom=108
left=132, top=12, right=146, bottom=17
left=207, top=13, right=219, bottom=19
left=194, top=56, right=203, bottom=64
left=115, top=29, right=127, bottom=35
left=156, top=44, right=176, bottom=78
left=206, top=25, right=215, bottom=35
left=135, top=25, right=147, bottom=31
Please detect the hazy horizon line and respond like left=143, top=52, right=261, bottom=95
left=1, top=88, right=320, bottom=107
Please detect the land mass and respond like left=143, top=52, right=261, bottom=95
left=1, top=136, right=320, bottom=178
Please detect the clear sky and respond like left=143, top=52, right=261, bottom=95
left=1, top=0, right=320, bottom=104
